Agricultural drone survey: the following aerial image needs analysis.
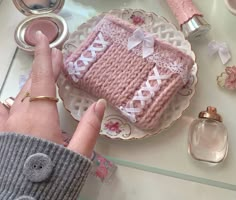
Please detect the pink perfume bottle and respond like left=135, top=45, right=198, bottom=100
left=166, top=0, right=211, bottom=40
left=188, top=107, right=228, bottom=164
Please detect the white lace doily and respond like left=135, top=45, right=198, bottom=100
left=58, top=9, right=197, bottom=140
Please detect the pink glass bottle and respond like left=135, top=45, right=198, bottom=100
left=188, top=107, right=228, bottom=164
left=166, top=0, right=211, bottom=40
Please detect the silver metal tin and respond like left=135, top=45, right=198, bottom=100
left=13, top=0, right=65, bottom=16
left=12, top=0, right=68, bottom=54
left=181, top=16, right=211, bottom=40
left=15, top=13, right=68, bottom=53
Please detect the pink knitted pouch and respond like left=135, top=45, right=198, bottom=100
left=63, top=14, right=194, bottom=130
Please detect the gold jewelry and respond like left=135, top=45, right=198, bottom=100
left=21, top=92, right=58, bottom=103
left=2, top=97, right=15, bottom=109
left=30, top=96, right=59, bottom=103
left=21, top=92, right=30, bottom=102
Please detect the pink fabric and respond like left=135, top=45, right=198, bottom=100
left=225, top=66, right=236, bottom=90
left=64, top=15, right=194, bottom=130
left=166, top=0, right=202, bottom=26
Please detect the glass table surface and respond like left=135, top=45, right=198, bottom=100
left=1, top=0, right=236, bottom=199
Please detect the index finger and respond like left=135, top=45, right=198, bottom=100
left=30, top=31, right=56, bottom=99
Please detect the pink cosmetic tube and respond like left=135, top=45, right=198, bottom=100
left=166, top=0, right=211, bottom=40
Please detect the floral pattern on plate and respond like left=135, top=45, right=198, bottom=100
left=130, top=14, right=145, bottom=25
left=101, top=117, right=131, bottom=138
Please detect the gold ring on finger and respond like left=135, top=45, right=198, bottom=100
left=21, top=92, right=58, bottom=103
left=30, top=96, right=59, bottom=103
left=21, top=92, right=30, bottom=102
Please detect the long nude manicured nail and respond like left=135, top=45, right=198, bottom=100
left=94, top=99, right=107, bottom=121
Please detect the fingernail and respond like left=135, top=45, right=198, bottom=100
left=52, top=48, right=59, bottom=57
left=35, top=30, right=43, bottom=41
left=94, top=99, right=107, bottom=121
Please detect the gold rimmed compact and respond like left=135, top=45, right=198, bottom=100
left=13, top=0, right=68, bottom=54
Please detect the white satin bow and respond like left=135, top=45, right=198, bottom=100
left=127, top=28, right=155, bottom=58
left=208, top=40, right=231, bottom=65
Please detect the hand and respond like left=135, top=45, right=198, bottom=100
left=0, top=31, right=106, bottom=158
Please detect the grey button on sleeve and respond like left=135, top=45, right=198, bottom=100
left=23, top=153, right=54, bottom=183
left=15, top=196, right=36, bottom=200
left=0, top=133, right=91, bottom=200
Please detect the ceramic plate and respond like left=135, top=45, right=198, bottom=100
left=58, top=9, right=197, bottom=140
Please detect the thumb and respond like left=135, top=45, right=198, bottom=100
left=67, top=99, right=106, bottom=158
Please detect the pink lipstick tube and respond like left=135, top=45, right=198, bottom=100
left=166, top=0, right=210, bottom=40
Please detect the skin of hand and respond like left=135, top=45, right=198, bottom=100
left=0, top=31, right=106, bottom=158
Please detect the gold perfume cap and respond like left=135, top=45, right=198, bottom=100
left=198, top=106, right=222, bottom=122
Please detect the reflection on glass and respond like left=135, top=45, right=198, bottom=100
left=22, top=0, right=57, bottom=10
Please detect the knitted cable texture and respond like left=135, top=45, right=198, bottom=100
left=64, top=14, right=194, bottom=130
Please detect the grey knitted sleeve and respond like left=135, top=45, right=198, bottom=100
left=0, top=133, right=92, bottom=200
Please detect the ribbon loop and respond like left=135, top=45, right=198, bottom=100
left=208, top=40, right=231, bottom=65
left=128, top=28, right=155, bottom=58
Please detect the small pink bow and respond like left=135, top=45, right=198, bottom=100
left=127, top=28, right=155, bottom=58
left=224, top=66, right=236, bottom=90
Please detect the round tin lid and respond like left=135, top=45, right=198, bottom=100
left=14, top=13, right=69, bottom=54
left=12, top=0, right=65, bottom=16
